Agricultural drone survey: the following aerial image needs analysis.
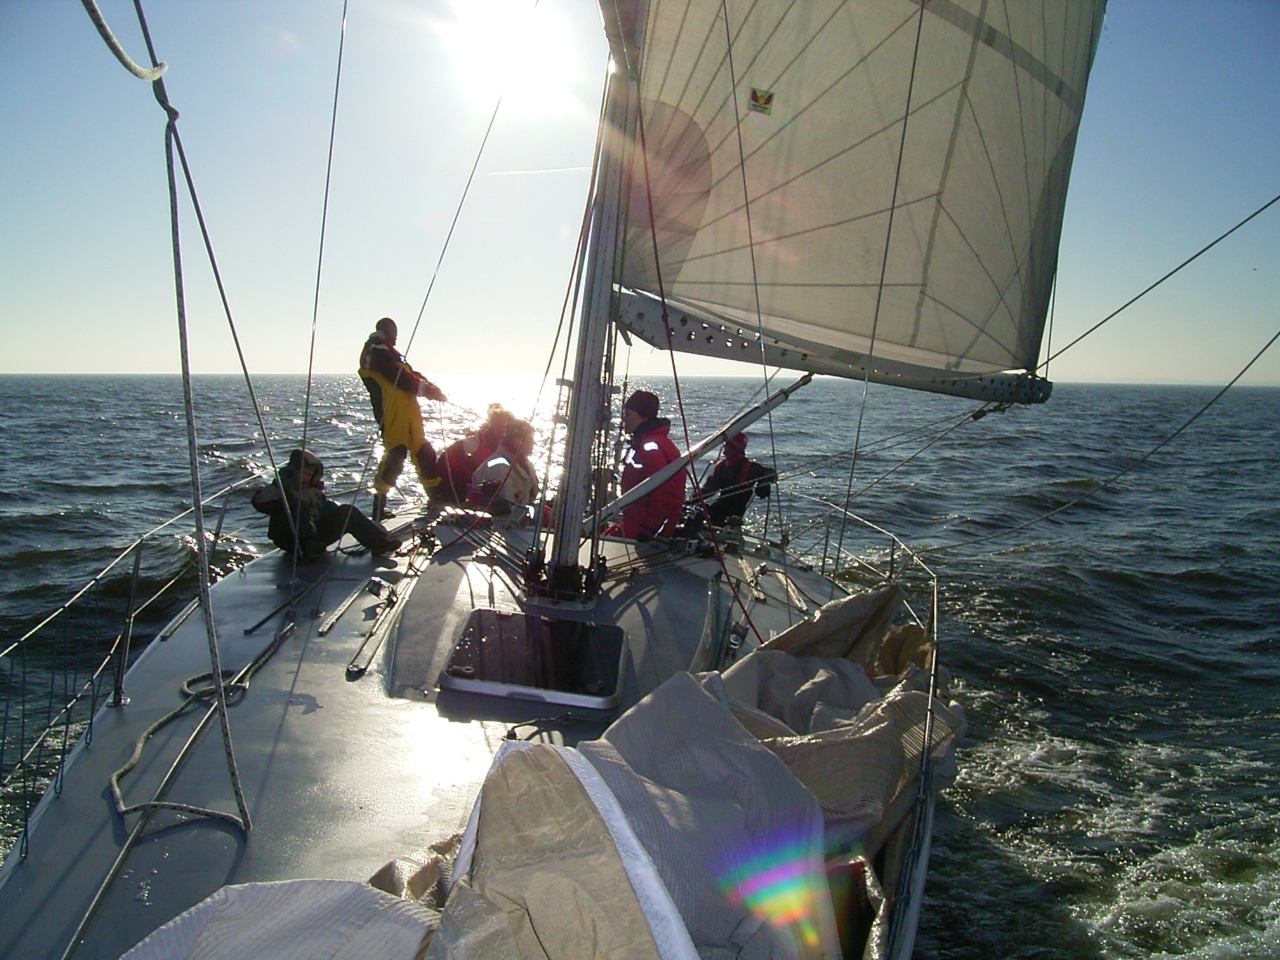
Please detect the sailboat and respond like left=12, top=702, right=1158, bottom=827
left=0, top=1, right=1106, bottom=958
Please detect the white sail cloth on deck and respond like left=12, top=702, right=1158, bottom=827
left=435, top=673, right=841, bottom=959
left=119, top=880, right=434, bottom=960
left=608, top=0, right=1106, bottom=394
left=432, top=585, right=964, bottom=960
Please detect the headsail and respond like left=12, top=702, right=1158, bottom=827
left=608, top=0, right=1106, bottom=403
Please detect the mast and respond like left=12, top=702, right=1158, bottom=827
left=547, top=49, right=639, bottom=597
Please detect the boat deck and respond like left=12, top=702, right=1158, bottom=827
left=0, top=519, right=833, bottom=959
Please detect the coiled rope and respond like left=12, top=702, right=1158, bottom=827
left=62, top=3, right=270, bottom=955
left=81, top=0, right=252, bottom=835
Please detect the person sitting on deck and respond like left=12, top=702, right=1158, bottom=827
left=606, top=390, right=686, bottom=541
left=691, top=432, right=777, bottom=529
left=435, top=403, right=515, bottom=506
left=468, top=418, right=540, bottom=516
left=251, top=449, right=401, bottom=560
left=358, top=317, right=447, bottom=519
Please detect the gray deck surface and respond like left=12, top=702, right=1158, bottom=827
left=0, top=521, right=832, bottom=959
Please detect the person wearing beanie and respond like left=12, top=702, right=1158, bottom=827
left=358, top=317, right=447, bottom=517
left=251, top=449, right=402, bottom=560
left=693, top=432, right=777, bottom=528
left=610, top=389, right=686, bottom=540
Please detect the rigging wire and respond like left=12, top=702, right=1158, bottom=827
left=79, top=0, right=165, bottom=80
left=385, top=0, right=599, bottom=556
left=346, top=13, right=537, bottom=526
left=776, top=406, right=986, bottom=483
left=925, top=322, right=1280, bottom=557
left=333, top=9, right=520, bottom=529
left=363, top=2, right=570, bottom=532
left=101, top=0, right=251, bottom=832
left=292, top=0, right=397, bottom=571
left=402, top=87, right=512, bottom=357
left=83, top=2, right=300, bottom=557
left=825, top=2, right=927, bottom=586
left=402, top=0, right=544, bottom=360
left=1039, top=192, right=1280, bottom=369
left=910, top=191, right=1280, bottom=557
left=786, top=189, right=1280, bottom=563
left=713, top=0, right=802, bottom=590
left=525, top=60, right=613, bottom=556
left=300, top=0, right=350, bottom=458
left=66, top=2, right=258, bottom=954
left=783, top=407, right=994, bottom=545
left=617, top=6, right=766, bottom=643
left=699, top=1, right=809, bottom=636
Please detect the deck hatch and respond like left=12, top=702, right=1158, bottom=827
left=439, top=608, right=625, bottom=711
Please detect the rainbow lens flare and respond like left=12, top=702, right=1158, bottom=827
left=716, top=828, right=828, bottom=952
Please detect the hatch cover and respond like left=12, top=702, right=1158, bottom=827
left=439, top=608, right=625, bottom=711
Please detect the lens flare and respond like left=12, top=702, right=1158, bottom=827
left=716, top=829, right=828, bottom=951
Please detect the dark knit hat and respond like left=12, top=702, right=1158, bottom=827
left=726, top=432, right=748, bottom=453
left=624, top=390, right=660, bottom=420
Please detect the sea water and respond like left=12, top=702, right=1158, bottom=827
left=0, top=373, right=1276, bottom=959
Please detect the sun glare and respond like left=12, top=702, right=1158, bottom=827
left=434, top=0, right=586, bottom=117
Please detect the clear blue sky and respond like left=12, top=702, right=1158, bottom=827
left=1, top=0, right=1277, bottom=385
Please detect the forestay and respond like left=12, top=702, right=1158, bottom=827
left=606, top=0, right=1106, bottom=402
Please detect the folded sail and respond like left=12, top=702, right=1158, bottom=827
left=608, top=0, right=1106, bottom=402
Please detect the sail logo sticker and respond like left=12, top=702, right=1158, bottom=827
left=748, top=87, right=774, bottom=114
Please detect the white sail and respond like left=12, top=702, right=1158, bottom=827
left=607, top=0, right=1106, bottom=402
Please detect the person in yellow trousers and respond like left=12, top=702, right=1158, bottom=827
left=358, top=317, right=446, bottom=519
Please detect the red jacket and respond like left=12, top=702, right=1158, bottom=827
left=438, top=434, right=492, bottom=502
left=617, top=419, right=685, bottom=539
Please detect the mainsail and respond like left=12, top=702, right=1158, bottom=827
left=607, top=0, right=1106, bottom=403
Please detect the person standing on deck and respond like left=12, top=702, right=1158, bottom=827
left=358, top=317, right=446, bottom=519
left=609, top=390, right=686, bottom=540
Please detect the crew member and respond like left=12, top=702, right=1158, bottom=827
left=610, top=390, right=685, bottom=540
left=251, top=449, right=401, bottom=560
left=436, top=403, right=514, bottom=505
left=358, top=317, right=446, bottom=518
left=695, top=432, right=777, bottom=527
left=468, top=418, right=539, bottom=516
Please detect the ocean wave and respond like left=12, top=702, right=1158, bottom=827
left=41, top=479, right=183, bottom=495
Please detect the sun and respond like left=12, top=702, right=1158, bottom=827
left=432, top=0, right=590, bottom=118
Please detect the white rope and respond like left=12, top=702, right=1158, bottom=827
left=79, top=0, right=166, bottom=81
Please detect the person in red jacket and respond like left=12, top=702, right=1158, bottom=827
left=436, top=403, right=514, bottom=505
left=611, top=390, right=685, bottom=540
